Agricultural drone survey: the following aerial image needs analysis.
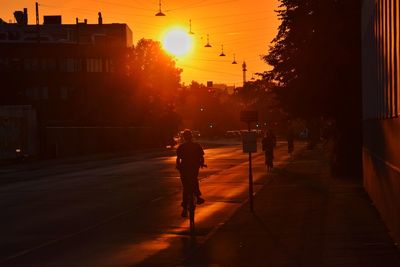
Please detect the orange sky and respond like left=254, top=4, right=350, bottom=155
left=1, top=0, right=280, bottom=85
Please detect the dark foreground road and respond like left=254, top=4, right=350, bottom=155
left=0, top=140, right=291, bottom=266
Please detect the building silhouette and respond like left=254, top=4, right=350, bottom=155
left=0, top=8, right=134, bottom=157
left=362, top=0, right=400, bottom=244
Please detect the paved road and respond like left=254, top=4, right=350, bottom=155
left=0, top=141, right=290, bottom=266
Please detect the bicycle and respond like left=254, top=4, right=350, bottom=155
left=186, top=188, right=196, bottom=235
left=182, top=164, right=207, bottom=235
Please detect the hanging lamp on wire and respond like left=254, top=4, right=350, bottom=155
left=155, top=0, right=165, bottom=16
left=188, top=19, right=194, bottom=35
left=204, top=34, right=212, bottom=48
left=232, top=54, right=237, bottom=64
left=219, top=45, right=226, bottom=56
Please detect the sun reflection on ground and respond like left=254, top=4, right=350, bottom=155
left=108, top=150, right=264, bottom=265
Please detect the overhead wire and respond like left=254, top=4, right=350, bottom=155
left=180, top=64, right=240, bottom=77
left=191, top=10, right=275, bottom=21
left=31, top=0, right=276, bottom=84
left=166, top=0, right=239, bottom=12
left=88, top=0, right=153, bottom=11
left=164, top=0, right=210, bottom=11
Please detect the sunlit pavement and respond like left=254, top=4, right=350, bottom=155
left=0, top=140, right=290, bottom=266
left=183, top=145, right=400, bottom=267
left=3, top=141, right=396, bottom=267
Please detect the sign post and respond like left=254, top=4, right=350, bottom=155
left=240, top=110, right=258, bottom=212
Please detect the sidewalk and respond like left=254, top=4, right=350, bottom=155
left=183, top=146, right=400, bottom=267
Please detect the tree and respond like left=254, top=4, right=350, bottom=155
left=125, top=39, right=183, bottom=146
left=264, top=0, right=362, bottom=175
left=130, top=39, right=182, bottom=102
left=231, top=80, right=287, bottom=135
left=176, top=81, right=243, bottom=136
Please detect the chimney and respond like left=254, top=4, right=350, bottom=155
left=24, top=8, right=28, bottom=24
left=14, top=8, right=28, bottom=25
left=98, top=12, right=103, bottom=25
left=84, top=19, right=87, bottom=24
left=43, top=15, right=62, bottom=25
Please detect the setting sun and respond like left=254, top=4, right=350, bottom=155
left=161, top=28, right=193, bottom=57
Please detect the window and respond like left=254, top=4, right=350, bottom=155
left=86, top=58, right=103, bottom=72
left=24, top=58, right=40, bottom=71
left=104, top=59, right=110, bottom=72
left=392, top=0, right=398, bottom=116
left=0, top=58, right=8, bottom=71
left=397, top=0, right=400, bottom=116
left=59, top=58, right=82, bottom=72
left=9, top=58, right=22, bottom=71
left=41, top=58, right=57, bottom=72
left=25, top=86, right=48, bottom=100
left=59, top=86, right=73, bottom=100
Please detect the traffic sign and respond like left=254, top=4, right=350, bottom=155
left=240, top=110, right=258, bottom=123
left=242, top=131, right=257, bottom=153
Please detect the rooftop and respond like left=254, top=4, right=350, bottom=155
left=0, top=9, right=132, bottom=47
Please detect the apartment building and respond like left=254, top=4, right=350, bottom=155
left=362, top=0, right=400, bottom=243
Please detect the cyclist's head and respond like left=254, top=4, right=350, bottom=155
left=182, top=129, right=193, bottom=141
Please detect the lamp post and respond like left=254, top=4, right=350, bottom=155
left=242, top=61, right=247, bottom=86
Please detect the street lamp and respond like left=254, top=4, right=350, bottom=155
left=204, top=34, right=212, bottom=48
left=188, top=19, right=194, bottom=34
left=242, top=61, right=247, bottom=84
left=232, top=53, right=237, bottom=64
left=219, top=45, right=226, bottom=56
left=155, top=0, right=165, bottom=16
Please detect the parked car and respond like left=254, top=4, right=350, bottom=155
left=177, top=130, right=201, bottom=142
left=225, top=130, right=241, bottom=138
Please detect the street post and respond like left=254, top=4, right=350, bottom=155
left=240, top=110, right=258, bottom=212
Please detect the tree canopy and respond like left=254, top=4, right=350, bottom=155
left=264, top=0, right=362, bottom=175
left=264, top=0, right=361, bottom=122
left=128, top=39, right=182, bottom=145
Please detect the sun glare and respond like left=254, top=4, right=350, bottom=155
left=161, top=28, right=193, bottom=57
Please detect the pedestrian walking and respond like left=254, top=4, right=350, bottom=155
left=262, top=128, right=276, bottom=171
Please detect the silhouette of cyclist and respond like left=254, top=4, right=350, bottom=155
left=176, top=129, right=206, bottom=217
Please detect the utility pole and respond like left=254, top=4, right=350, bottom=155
left=240, top=110, right=258, bottom=213
left=247, top=121, right=254, bottom=212
left=35, top=2, right=39, bottom=25
left=36, top=2, right=40, bottom=43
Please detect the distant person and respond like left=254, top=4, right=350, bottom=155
left=262, top=128, right=276, bottom=171
left=176, top=129, right=206, bottom=217
left=287, top=125, right=295, bottom=155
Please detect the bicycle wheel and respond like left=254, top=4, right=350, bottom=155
left=188, top=193, right=195, bottom=234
